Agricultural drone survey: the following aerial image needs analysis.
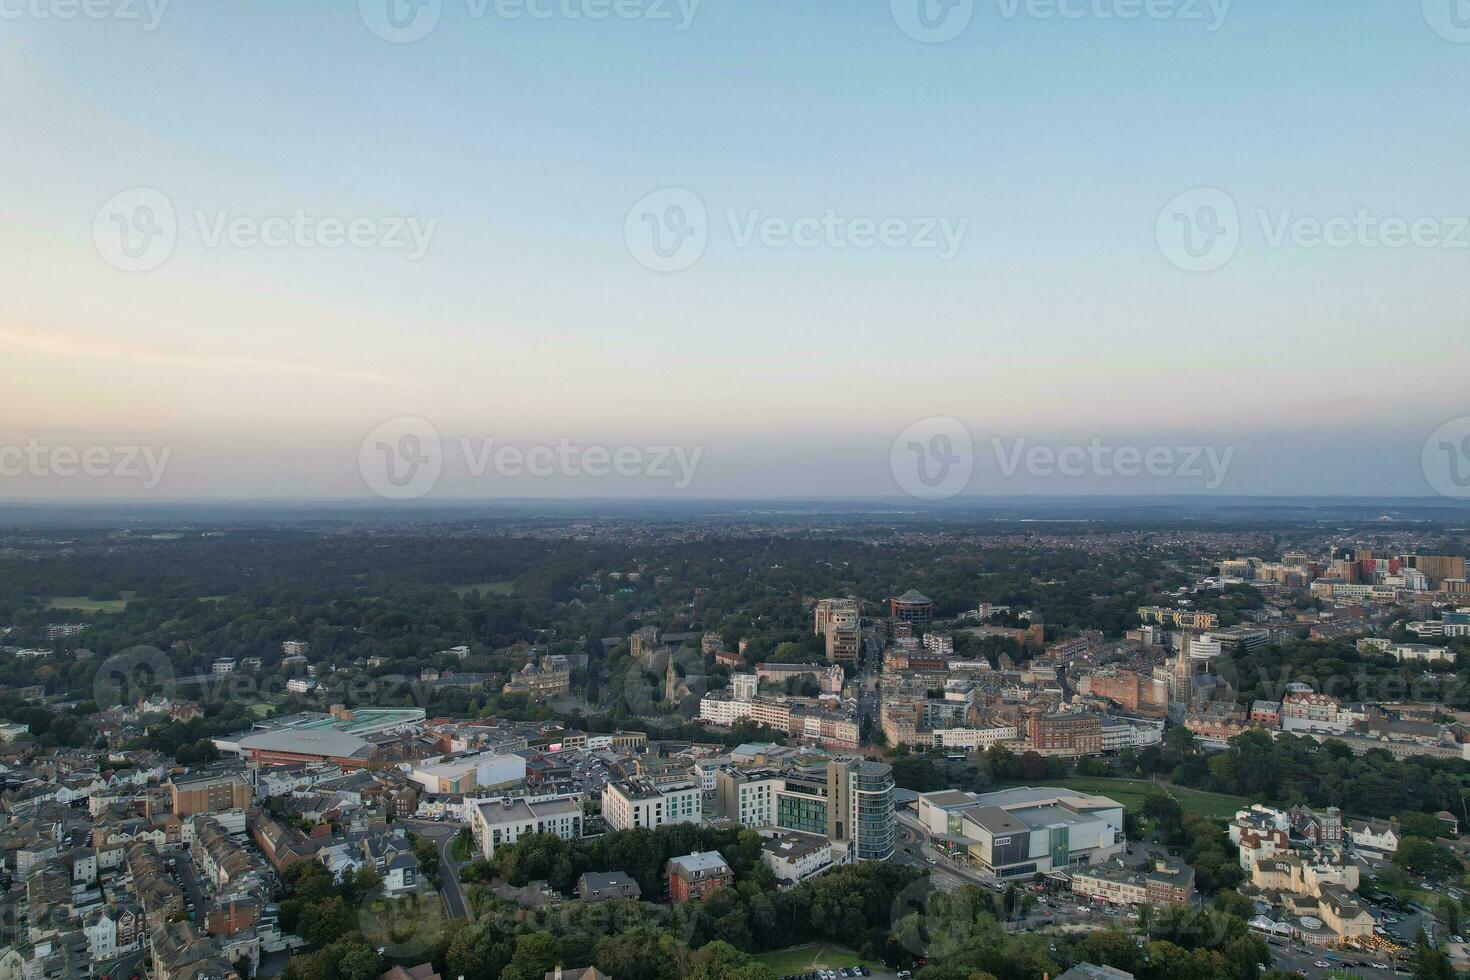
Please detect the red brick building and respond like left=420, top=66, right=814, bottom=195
left=666, top=851, right=733, bottom=903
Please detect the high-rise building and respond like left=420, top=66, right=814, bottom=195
left=889, top=591, right=935, bottom=626
left=814, top=598, right=860, bottom=635
left=824, top=626, right=860, bottom=663
left=827, top=759, right=895, bottom=861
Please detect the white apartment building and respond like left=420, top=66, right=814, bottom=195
left=922, top=633, right=955, bottom=655
left=930, top=724, right=1018, bottom=752
left=470, top=794, right=583, bottom=859
left=601, top=778, right=702, bottom=831
left=1100, top=716, right=1164, bottom=752
left=720, top=770, right=783, bottom=827
left=1391, top=642, right=1455, bottom=663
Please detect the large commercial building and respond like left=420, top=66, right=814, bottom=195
left=470, top=794, right=583, bottom=859
left=915, top=786, right=1125, bottom=878
left=601, top=777, right=702, bottom=831
left=410, top=751, right=526, bottom=795
left=214, top=707, right=425, bottom=767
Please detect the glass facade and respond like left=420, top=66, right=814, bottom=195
left=777, top=793, right=827, bottom=835
left=850, top=764, right=895, bottom=861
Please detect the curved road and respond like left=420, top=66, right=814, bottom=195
left=406, top=820, right=470, bottom=919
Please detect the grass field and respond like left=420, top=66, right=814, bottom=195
left=451, top=581, right=515, bottom=597
left=754, top=945, right=870, bottom=975
left=44, top=591, right=138, bottom=613
left=1000, top=776, right=1247, bottom=819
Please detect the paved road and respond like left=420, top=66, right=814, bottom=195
left=95, top=949, right=146, bottom=980
left=406, top=820, right=470, bottom=919
left=176, top=852, right=209, bottom=923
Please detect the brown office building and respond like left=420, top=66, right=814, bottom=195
left=168, top=772, right=252, bottom=816
left=1027, top=709, right=1102, bottom=756
left=1407, top=555, right=1468, bottom=589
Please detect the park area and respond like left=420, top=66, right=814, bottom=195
left=754, top=944, right=878, bottom=976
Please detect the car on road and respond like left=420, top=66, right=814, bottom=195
left=1314, top=961, right=1331, bottom=969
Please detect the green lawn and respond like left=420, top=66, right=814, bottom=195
left=44, top=591, right=137, bottom=613
left=1000, top=776, right=1247, bottom=819
left=754, top=945, right=871, bottom=975
left=451, top=580, right=515, bottom=597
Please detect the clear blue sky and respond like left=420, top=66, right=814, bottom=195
left=3, top=0, right=1467, bottom=499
